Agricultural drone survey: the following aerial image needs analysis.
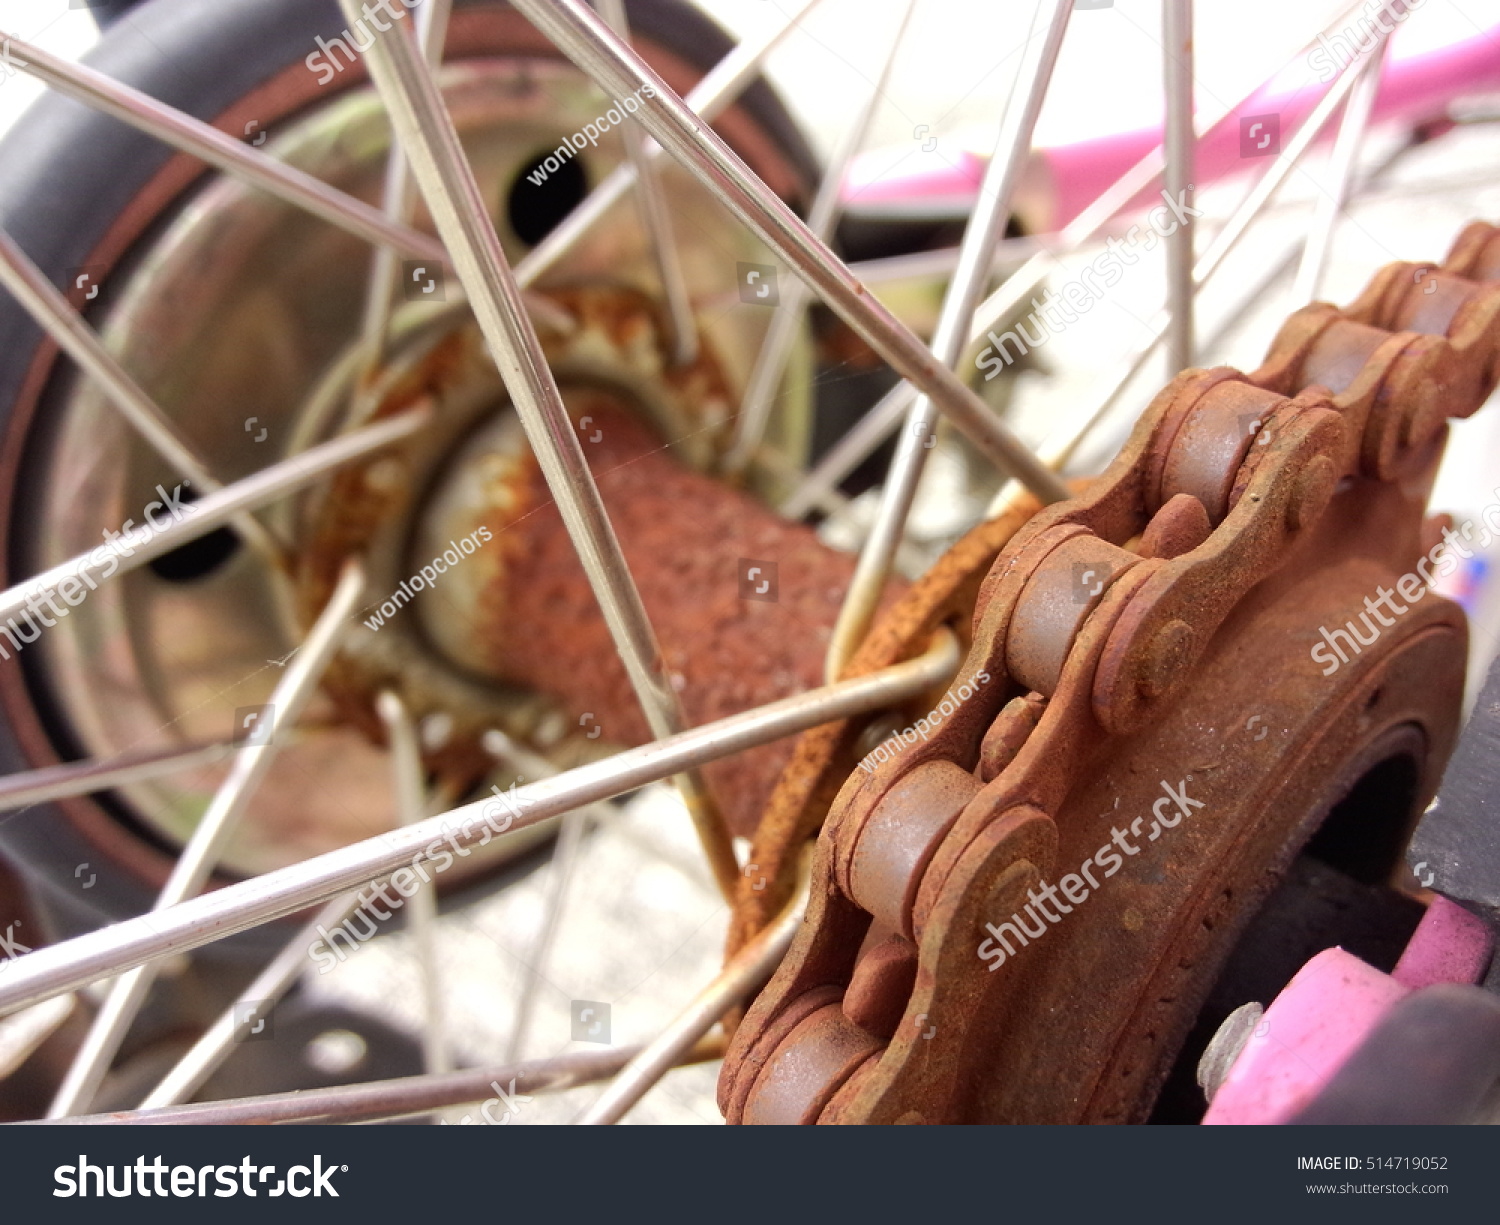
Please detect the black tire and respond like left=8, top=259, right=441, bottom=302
left=77, top=0, right=150, bottom=26
left=0, top=0, right=816, bottom=951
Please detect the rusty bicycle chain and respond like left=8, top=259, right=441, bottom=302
left=719, top=219, right=1500, bottom=1124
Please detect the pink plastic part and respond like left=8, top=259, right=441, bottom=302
left=842, top=147, right=987, bottom=210
left=1391, top=894, right=1495, bottom=990
left=1040, top=26, right=1500, bottom=233
left=841, top=25, right=1500, bottom=232
left=1203, top=895, right=1495, bottom=1124
left=1202, top=948, right=1408, bottom=1125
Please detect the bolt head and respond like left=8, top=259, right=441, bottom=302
left=1137, top=619, right=1195, bottom=699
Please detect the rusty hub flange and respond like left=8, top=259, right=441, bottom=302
left=294, top=288, right=900, bottom=836
left=721, top=221, right=1500, bottom=1124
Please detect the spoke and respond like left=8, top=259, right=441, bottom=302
left=343, top=0, right=738, bottom=902
left=482, top=729, right=611, bottom=1065
left=0, top=227, right=282, bottom=562
left=958, top=0, right=1375, bottom=342
left=64, top=1037, right=725, bottom=1125
left=2, top=34, right=444, bottom=264
left=723, top=0, right=917, bottom=476
left=0, top=405, right=427, bottom=624
left=781, top=377, right=911, bottom=520
left=0, top=742, right=231, bottom=816
left=781, top=0, right=1381, bottom=519
left=137, top=891, right=362, bottom=1110
left=1109, top=51, right=1386, bottom=424
left=357, top=0, right=454, bottom=376
left=377, top=691, right=450, bottom=1077
left=575, top=865, right=809, bottom=1125
left=597, top=0, right=698, bottom=368
left=0, top=995, right=75, bottom=1081
left=46, top=562, right=367, bottom=1118
left=512, top=0, right=1066, bottom=506
left=844, top=236, right=1041, bottom=289
left=1193, top=40, right=1389, bottom=294
left=1197, top=140, right=1418, bottom=361
left=982, top=44, right=1401, bottom=526
left=513, top=0, right=831, bottom=291
left=0, top=630, right=960, bottom=1018
left=1162, top=0, right=1195, bottom=374
left=824, top=0, right=1073, bottom=681
left=1291, top=40, right=1386, bottom=304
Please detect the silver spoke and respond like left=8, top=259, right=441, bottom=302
left=781, top=0, right=1380, bottom=519
left=0, top=223, right=210, bottom=489
left=1291, top=38, right=1386, bottom=304
left=513, top=0, right=831, bottom=291
left=1208, top=134, right=1413, bottom=353
left=844, top=236, right=1041, bottom=289
left=575, top=866, right=809, bottom=1124
left=357, top=0, right=454, bottom=376
left=511, top=0, right=1066, bottom=505
left=1192, top=36, right=1391, bottom=293
left=0, top=630, right=960, bottom=1018
left=2, top=33, right=444, bottom=263
left=0, top=0, right=1439, bottom=1130
left=0, top=227, right=283, bottom=562
left=824, top=0, right=1073, bottom=681
left=723, top=0, right=917, bottom=476
left=63, top=1038, right=725, bottom=1125
left=377, top=691, right=450, bottom=1078
left=984, top=38, right=1397, bottom=524
left=483, top=729, right=611, bottom=1065
left=137, top=891, right=363, bottom=1110
left=0, top=406, right=427, bottom=624
left=46, top=561, right=367, bottom=1117
left=597, top=0, right=698, bottom=368
left=1162, top=0, right=1195, bottom=373
left=0, top=742, right=231, bottom=815
left=0, top=995, right=76, bottom=1082
left=959, top=0, right=1374, bottom=345
left=344, top=0, right=738, bottom=901
left=781, top=376, right=912, bottom=520
left=0, top=233, right=285, bottom=563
